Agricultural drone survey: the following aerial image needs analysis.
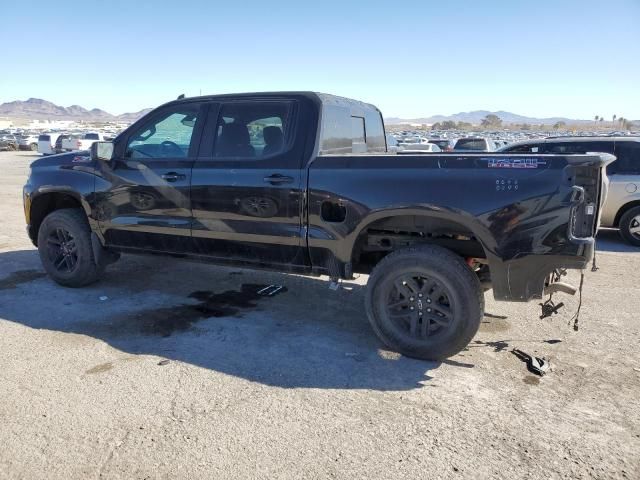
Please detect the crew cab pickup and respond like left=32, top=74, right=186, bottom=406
left=23, top=92, right=612, bottom=360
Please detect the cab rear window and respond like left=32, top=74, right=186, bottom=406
left=38, top=135, right=50, bottom=141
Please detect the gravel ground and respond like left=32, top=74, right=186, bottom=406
left=1, top=151, right=639, bottom=479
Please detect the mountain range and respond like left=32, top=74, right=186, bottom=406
left=1, top=98, right=634, bottom=127
left=384, top=110, right=596, bottom=126
left=0, top=98, right=152, bottom=122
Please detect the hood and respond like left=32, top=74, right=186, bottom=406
left=30, top=151, right=91, bottom=169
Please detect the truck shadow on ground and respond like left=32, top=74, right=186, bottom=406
left=0, top=249, right=448, bottom=391
left=596, top=229, right=639, bottom=254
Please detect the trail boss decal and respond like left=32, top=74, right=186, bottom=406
left=485, top=157, right=546, bottom=169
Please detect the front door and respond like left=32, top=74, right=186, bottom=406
left=94, top=102, right=205, bottom=252
left=190, top=99, right=308, bottom=269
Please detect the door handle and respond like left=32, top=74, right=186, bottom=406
left=161, top=172, right=186, bottom=182
left=263, top=174, right=294, bottom=185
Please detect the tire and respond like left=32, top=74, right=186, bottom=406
left=619, top=206, right=640, bottom=247
left=365, top=245, right=484, bottom=360
left=30, top=143, right=38, bottom=151
left=37, top=208, right=104, bottom=287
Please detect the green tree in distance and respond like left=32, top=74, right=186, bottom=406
left=481, top=114, right=502, bottom=128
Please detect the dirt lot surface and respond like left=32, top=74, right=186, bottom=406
left=1, top=151, right=639, bottom=479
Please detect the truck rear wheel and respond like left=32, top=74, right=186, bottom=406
left=365, top=245, right=484, bottom=360
left=619, top=206, right=640, bottom=246
left=37, top=208, right=104, bottom=287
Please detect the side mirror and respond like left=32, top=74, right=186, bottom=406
left=91, top=141, right=114, bottom=163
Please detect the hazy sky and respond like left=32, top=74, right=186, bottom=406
left=2, top=0, right=639, bottom=119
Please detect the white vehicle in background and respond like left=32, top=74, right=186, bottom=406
left=398, top=137, right=442, bottom=152
left=62, top=132, right=105, bottom=151
left=18, top=134, right=40, bottom=151
left=72, top=132, right=104, bottom=150
left=37, top=133, right=63, bottom=155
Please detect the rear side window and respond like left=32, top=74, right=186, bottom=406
left=613, top=142, right=640, bottom=174
left=38, top=135, right=50, bottom=141
left=213, top=101, right=292, bottom=158
left=543, top=142, right=614, bottom=155
left=455, top=138, right=486, bottom=150
left=503, top=143, right=541, bottom=153
left=351, top=116, right=366, bottom=153
left=319, top=105, right=352, bottom=155
left=364, top=110, right=386, bottom=153
left=544, top=141, right=616, bottom=174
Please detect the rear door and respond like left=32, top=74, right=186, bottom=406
left=189, top=99, right=309, bottom=269
left=95, top=101, right=205, bottom=252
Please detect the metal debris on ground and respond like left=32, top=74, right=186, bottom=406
left=257, top=285, right=285, bottom=297
left=511, top=348, right=550, bottom=376
left=539, top=298, right=564, bottom=319
left=157, top=360, right=170, bottom=366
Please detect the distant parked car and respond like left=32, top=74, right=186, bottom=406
left=500, top=136, right=640, bottom=246
left=386, top=134, right=400, bottom=153
left=38, top=133, right=63, bottom=155
left=399, top=141, right=442, bottom=153
left=0, top=134, right=18, bottom=151
left=428, top=138, right=455, bottom=152
left=453, top=137, right=494, bottom=152
left=18, top=134, right=39, bottom=151
left=75, top=132, right=105, bottom=151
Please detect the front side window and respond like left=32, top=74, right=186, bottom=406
left=126, top=105, right=200, bottom=159
left=213, top=101, right=292, bottom=158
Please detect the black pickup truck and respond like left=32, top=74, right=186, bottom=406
left=23, top=92, right=612, bottom=359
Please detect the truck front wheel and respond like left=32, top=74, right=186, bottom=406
left=365, top=245, right=484, bottom=360
left=37, top=208, right=104, bottom=287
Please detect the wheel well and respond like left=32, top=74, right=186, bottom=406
left=351, top=215, right=487, bottom=273
left=29, top=193, right=83, bottom=245
left=614, top=201, right=640, bottom=226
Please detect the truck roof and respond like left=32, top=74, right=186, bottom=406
left=160, top=91, right=381, bottom=115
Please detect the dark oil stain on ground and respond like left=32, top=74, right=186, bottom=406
left=471, top=340, right=510, bottom=352
left=479, top=316, right=510, bottom=333
left=0, top=270, right=46, bottom=290
left=85, top=362, right=114, bottom=375
left=123, top=284, right=287, bottom=337
left=523, top=375, right=540, bottom=385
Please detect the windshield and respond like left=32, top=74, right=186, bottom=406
left=84, top=133, right=100, bottom=140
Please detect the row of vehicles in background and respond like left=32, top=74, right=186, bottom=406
left=39, top=132, right=110, bottom=155
left=0, top=131, right=115, bottom=154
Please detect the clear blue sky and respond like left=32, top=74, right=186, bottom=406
left=2, top=0, right=639, bottom=120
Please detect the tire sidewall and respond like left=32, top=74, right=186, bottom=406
left=366, top=247, right=484, bottom=360
left=620, top=206, right=640, bottom=247
left=37, top=209, right=99, bottom=287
